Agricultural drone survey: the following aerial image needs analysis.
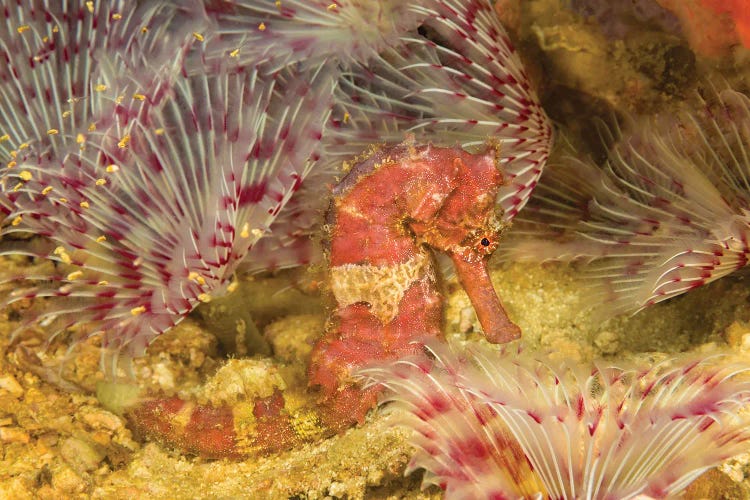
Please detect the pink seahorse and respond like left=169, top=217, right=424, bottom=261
left=126, top=138, right=519, bottom=457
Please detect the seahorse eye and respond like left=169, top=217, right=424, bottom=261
left=480, top=237, right=491, bottom=247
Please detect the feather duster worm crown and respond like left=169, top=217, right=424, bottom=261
left=0, top=1, right=332, bottom=368
left=0, top=0, right=551, bottom=369
left=360, top=341, right=750, bottom=499
left=504, top=87, right=750, bottom=316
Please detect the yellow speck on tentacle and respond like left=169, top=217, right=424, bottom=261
left=229, top=48, right=240, bottom=58
left=47, top=129, right=59, bottom=135
left=193, top=32, right=204, bottom=42
left=117, top=135, right=130, bottom=149
left=258, top=22, right=266, bottom=31
left=16, top=25, right=30, bottom=34
left=327, top=3, right=338, bottom=10
left=112, top=13, right=122, bottom=20
left=97, top=280, right=109, bottom=286
left=41, top=186, right=53, bottom=195
left=240, top=223, right=250, bottom=238
left=11, top=216, right=22, bottom=226
left=94, top=83, right=107, bottom=92
left=18, top=171, right=32, bottom=181
left=7, top=161, right=16, bottom=168
left=154, top=128, right=165, bottom=136
left=76, top=134, right=85, bottom=144
left=95, top=178, right=107, bottom=186
left=106, top=164, right=119, bottom=173
left=86, top=1, right=94, bottom=13
left=67, top=270, right=83, bottom=281
left=88, top=123, right=96, bottom=132
left=53, top=246, right=72, bottom=265
left=80, top=201, right=89, bottom=209
left=18, top=143, right=29, bottom=150
left=132, top=93, right=146, bottom=101
left=0, top=134, right=9, bottom=142
left=11, top=183, right=22, bottom=192
left=96, top=235, right=106, bottom=243
left=227, top=280, right=239, bottom=293
left=188, top=272, right=206, bottom=286
left=198, top=293, right=212, bottom=303
left=131, top=306, right=146, bottom=316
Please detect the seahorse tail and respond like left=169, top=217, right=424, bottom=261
left=125, top=388, right=353, bottom=458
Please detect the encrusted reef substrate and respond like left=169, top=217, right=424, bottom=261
left=2, top=260, right=750, bottom=498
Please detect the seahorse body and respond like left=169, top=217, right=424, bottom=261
left=126, top=139, right=519, bottom=457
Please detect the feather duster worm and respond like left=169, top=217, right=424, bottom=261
left=1, top=0, right=551, bottom=368
left=505, top=88, right=750, bottom=316
left=0, top=1, right=334, bottom=369
left=360, top=340, right=750, bottom=499
left=185, top=0, right=432, bottom=72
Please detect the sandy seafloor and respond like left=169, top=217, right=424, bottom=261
left=3, top=0, right=750, bottom=498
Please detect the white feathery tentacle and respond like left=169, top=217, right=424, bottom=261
left=505, top=88, right=750, bottom=315
left=0, top=2, right=335, bottom=366
left=181, top=0, right=431, bottom=74
left=359, top=340, right=750, bottom=499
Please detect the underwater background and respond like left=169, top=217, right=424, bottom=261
left=2, top=0, right=750, bottom=498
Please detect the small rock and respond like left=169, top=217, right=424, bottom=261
left=265, top=314, right=324, bottom=364
left=91, top=430, right=112, bottom=447
left=458, top=306, right=476, bottom=334
left=366, top=467, right=385, bottom=486
left=37, top=431, right=60, bottom=448
left=0, top=375, right=24, bottom=398
left=60, top=436, right=105, bottom=474
left=594, top=330, right=620, bottom=355
left=151, top=362, right=176, bottom=390
left=197, top=358, right=287, bottom=405
left=327, top=481, right=347, bottom=498
left=50, top=463, right=88, bottom=495
left=724, top=320, right=750, bottom=350
left=0, top=426, right=30, bottom=443
left=80, top=406, right=124, bottom=432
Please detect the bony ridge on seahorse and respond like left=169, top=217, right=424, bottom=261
left=121, top=137, right=521, bottom=458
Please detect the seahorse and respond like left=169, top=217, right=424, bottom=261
left=125, top=137, right=520, bottom=457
